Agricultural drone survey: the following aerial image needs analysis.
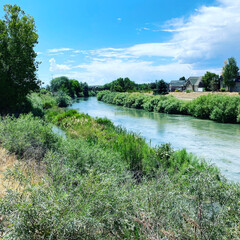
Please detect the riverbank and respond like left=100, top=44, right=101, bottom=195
left=0, top=104, right=240, bottom=239
left=97, top=90, right=240, bottom=123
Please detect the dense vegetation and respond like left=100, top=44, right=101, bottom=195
left=0, top=5, right=40, bottom=114
left=0, top=107, right=239, bottom=239
left=97, top=77, right=168, bottom=93
left=0, top=3, right=240, bottom=239
left=97, top=91, right=240, bottom=123
left=47, top=76, right=96, bottom=98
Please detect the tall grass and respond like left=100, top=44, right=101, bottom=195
left=0, top=113, right=239, bottom=239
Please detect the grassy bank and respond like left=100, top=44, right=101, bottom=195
left=0, top=106, right=239, bottom=239
left=97, top=90, right=240, bottom=123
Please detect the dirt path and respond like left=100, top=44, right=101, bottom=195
left=169, top=92, right=239, bottom=100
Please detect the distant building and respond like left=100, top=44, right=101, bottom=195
left=220, top=74, right=240, bottom=92
left=169, top=79, right=186, bottom=92
left=185, top=77, right=204, bottom=92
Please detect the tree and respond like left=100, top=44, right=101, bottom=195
left=82, top=82, right=89, bottom=97
left=154, top=80, right=168, bottom=95
left=202, top=72, right=219, bottom=91
left=50, top=76, right=83, bottom=98
left=0, top=4, right=40, bottom=113
left=179, top=76, right=185, bottom=81
left=222, top=57, right=239, bottom=91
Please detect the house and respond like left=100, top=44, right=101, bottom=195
left=220, top=75, right=240, bottom=92
left=185, top=77, right=204, bottom=92
left=169, top=79, right=186, bottom=92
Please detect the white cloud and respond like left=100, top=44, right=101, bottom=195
left=117, top=18, right=122, bottom=21
left=67, top=58, right=221, bottom=84
left=131, top=0, right=240, bottom=62
left=49, top=58, right=71, bottom=72
left=45, top=0, right=239, bottom=84
left=48, top=48, right=73, bottom=53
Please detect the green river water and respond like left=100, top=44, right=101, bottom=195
left=69, top=97, right=240, bottom=182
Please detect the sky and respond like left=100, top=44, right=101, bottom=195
left=1, top=0, right=240, bottom=86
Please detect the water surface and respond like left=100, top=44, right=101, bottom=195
left=69, top=97, right=240, bottom=182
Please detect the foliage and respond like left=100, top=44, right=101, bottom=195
left=97, top=77, right=158, bottom=92
left=27, top=92, right=57, bottom=117
left=0, top=114, right=58, bottom=160
left=0, top=4, right=40, bottom=114
left=202, top=71, right=219, bottom=91
left=220, top=88, right=226, bottom=92
left=97, top=91, right=240, bottom=123
left=0, top=113, right=239, bottom=239
left=222, top=57, right=239, bottom=91
left=49, top=76, right=85, bottom=98
left=55, top=90, right=72, bottom=107
left=154, top=79, right=168, bottom=95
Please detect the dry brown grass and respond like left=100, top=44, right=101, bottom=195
left=0, top=147, right=45, bottom=197
left=169, top=92, right=239, bottom=100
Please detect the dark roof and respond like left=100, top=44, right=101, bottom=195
left=169, top=80, right=186, bottom=87
left=188, top=77, right=201, bottom=85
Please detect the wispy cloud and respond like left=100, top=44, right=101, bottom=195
left=48, top=48, right=73, bottom=53
left=46, top=0, right=239, bottom=84
left=117, top=18, right=122, bottom=21
left=49, top=58, right=71, bottom=72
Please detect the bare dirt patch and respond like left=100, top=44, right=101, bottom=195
left=0, top=147, right=45, bottom=197
left=168, top=92, right=239, bottom=100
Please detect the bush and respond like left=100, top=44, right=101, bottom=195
left=55, top=91, right=71, bottom=107
left=220, top=88, right=226, bottom=92
left=0, top=114, right=58, bottom=160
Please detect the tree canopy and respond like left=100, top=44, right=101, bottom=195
left=222, top=57, right=239, bottom=91
left=0, top=4, right=40, bottom=113
left=154, top=80, right=168, bottom=95
left=202, top=72, right=219, bottom=91
left=49, top=76, right=90, bottom=97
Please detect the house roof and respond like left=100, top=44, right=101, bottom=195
left=188, top=77, right=202, bottom=86
left=169, top=80, right=186, bottom=87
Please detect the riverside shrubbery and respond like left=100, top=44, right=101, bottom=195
left=0, top=113, right=240, bottom=239
left=97, top=91, right=240, bottom=123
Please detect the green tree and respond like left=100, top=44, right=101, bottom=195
left=154, top=80, right=168, bottom=95
left=222, top=57, right=239, bottom=91
left=179, top=76, right=185, bottom=81
left=50, top=76, right=83, bottom=98
left=202, top=72, right=219, bottom=91
left=82, top=82, right=89, bottom=97
left=0, top=4, right=40, bottom=113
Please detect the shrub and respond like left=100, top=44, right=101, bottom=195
left=0, top=114, right=58, bottom=160
left=55, top=91, right=71, bottom=107
left=220, top=88, right=226, bottom=92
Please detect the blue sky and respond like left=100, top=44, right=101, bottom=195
left=1, top=0, right=240, bottom=85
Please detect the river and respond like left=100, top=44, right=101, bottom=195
left=69, top=97, right=240, bottom=182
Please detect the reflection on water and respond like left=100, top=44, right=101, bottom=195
left=69, top=97, right=240, bottom=182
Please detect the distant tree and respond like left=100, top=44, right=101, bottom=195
left=154, top=80, right=168, bottom=95
left=70, top=79, right=83, bottom=97
left=0, top=4, right=40, bottom=113
left=109, top=77, right=136, bottom=92
left=222, top=57, right=239, bottom=91
left=149, top=82, right=157, bottom=90
left=82, top=82, right=89, bottom=97
left=179, top=76, right=186, bottom=81
left=50, top=76, right=83, bottom=98
left=202, top=72, right=219, bottom=91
